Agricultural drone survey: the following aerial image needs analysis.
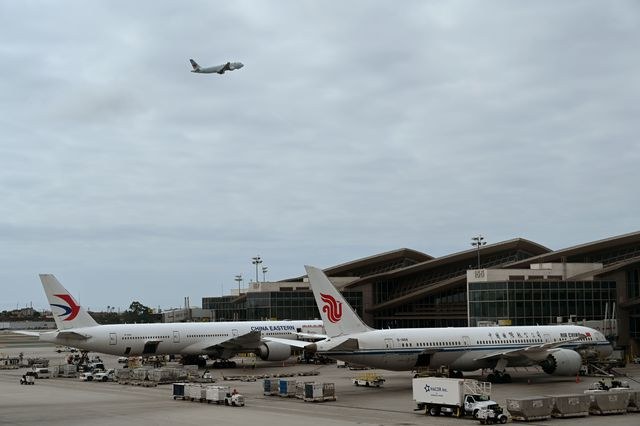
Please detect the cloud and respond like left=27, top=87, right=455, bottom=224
left=0, top=0, right=638, bottom=310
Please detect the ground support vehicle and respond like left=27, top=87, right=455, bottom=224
left=476, top=404, right=508, bottom=424
left=224, top=392, right=245, bottom=407
left=413, top=377, right=495, bottom=418
left=93, top=369, right=115, bottom=382
left=353, top=373, right=385, bottom=387
left=20, top=372, right=36, bottom=385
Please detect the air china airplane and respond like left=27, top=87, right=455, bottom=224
left=18, top=274, right=324, bottom=366
left=296, top=266, right=613, bottom=383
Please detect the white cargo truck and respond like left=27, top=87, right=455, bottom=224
left=413, top=377, right=496, bottom=418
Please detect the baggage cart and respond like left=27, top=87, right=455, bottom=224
left=172, top=383, right=187, bottom=400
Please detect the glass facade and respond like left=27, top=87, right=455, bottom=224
left=375, top=286, right=467, bottom=329
left=468, top=280, right=617, bottom=326
left=203, top=291, right=363, bottom=321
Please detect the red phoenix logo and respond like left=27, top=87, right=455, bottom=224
left=52, top=294, right=81, bottom=321
left=320, top=293, right=342, bottom=323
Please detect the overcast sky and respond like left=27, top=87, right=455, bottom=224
left=1, top=1, right=639, bottom=313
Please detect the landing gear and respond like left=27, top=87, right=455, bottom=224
left=487, top=371, right=511, bottom=383
left=181, top=355, right=207, bottom=368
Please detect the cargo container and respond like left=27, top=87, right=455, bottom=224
left=186, top=383, right=206, bottom=402
left=506, top=396, right=552, bottom=421
left=548, top=394, right=589, bottom=418
left=205, top=385, right=230, bottom=404
left=626, top=389, right=640, bottom=412
left=587, top=391, right=630, bottom=415
left=172, top=383, right=187, bottom=400
left=279, top=378, right=297, bottom=397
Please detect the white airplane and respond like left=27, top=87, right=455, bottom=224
left=189, top=59, right=244, bottom=74
left=17, top=274, right=324, bottom=366
left=297, top=266, right=613, bottom=382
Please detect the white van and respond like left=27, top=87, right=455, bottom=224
left=33, top=368, right=51, bottom=379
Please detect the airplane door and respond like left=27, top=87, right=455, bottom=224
left=232, top=329, right=239, bottom=337
left=173, top=331, right=180, bottom=343
left=383, top=338, right=395, bottom=367
left=462, top=336, right=471, bottom=347
left=109, top=333, right=117, bottom=345
left=543, top=334, right=551, bottom=343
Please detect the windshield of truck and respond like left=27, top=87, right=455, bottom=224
left=475, top=395, right=490, bottom=401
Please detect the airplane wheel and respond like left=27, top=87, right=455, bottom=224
left=487, top=373, right=495, bottom=383
left=502, top=374, right=511, bottom=383
left=429, top=407, right=439, bottom=416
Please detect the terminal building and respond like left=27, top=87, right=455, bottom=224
left=202, top=231, right=640, bottom=360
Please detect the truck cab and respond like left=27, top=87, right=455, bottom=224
left=464, top=394, right=494, bottom=417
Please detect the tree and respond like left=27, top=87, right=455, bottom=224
left=122, top=301, right=155, bottom=323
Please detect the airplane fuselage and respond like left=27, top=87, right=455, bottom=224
left=315, top=325, right=611, bottom=371
left=39, top=320, right=323, bottom=358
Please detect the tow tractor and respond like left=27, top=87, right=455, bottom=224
left=476, top=404, right=508, bottom=424
left=20, top=371, right=36, bottom=385
left=353, top=373, right=385, bottom=387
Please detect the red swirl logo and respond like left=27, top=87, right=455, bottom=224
left=320, top=293, right=342, bottom=323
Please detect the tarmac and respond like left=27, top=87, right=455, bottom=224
left=1, top=336, right=639, bottom=426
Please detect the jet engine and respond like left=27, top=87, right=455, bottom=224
left=540, top=349, right=582, bottom=376
left=257, top=342, right=292, bottom=361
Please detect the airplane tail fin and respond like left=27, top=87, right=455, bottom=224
left=40, top=274, right=99, bottom=330
left=189, top=59, right=200, bottom=71
left=304, top=265, right=372, bottom=337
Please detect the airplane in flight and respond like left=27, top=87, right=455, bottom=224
left=17, top=274, right=324, bottom=366
left=189, top=59, right=244, bottom=74
left=297, top=266, right=613, bottom=382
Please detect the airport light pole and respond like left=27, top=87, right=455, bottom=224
left=262, top=266, right=268, bottom=282
left=234, top=274, right=243, bottom=295
left=252, top=255, right=262, bottom=284
left=471, top=235, right=486, bottom=269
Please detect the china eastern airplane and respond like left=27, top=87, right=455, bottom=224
left=189, top=59, right=244, bottom=74
left=286, top=266, right=613, bottom=383
left=16, top=274, right=324, bottom=366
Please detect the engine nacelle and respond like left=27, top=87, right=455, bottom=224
left=257, top=342, right=292, bottom=361
left=540, top=349, right=582, bottom=376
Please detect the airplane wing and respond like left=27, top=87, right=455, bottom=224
left=474, top=335, right=587, bottom=362
left=263, top=336, right=314, bottom=349
left=183, top=330, right=262, bottom=354
left=293, top=332, right=328, bottom=341
left=56, top=330, right=92, bottom=340
left=219, top=62, right=231, bottom=73
left=10, top=330, right=41, bottom=337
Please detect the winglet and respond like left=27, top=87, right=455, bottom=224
left=40, top=274, right=99, bottom=330
left=304, top=265, right=372, bottom=337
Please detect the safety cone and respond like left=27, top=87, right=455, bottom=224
left=575, top=374, right=581, bottom=383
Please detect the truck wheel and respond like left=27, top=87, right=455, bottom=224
left=429, top=407, right=439, bottom=416
left=102, top=376, right=108, bottom=382
left=473, top=409, right=479, bottom=419
left=499, top=415, right=507, bottom=424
